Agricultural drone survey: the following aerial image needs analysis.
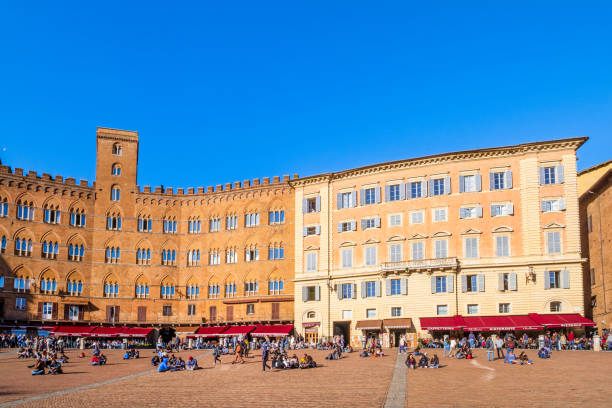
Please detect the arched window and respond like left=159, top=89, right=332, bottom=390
left=244, top=280, right=258, bottom=296
left=68, top=242, right=85, bottom=262
left=550, top=301, right=562, bottom=312
left=208, top=282, right=220, bottom=299
left=135, top=276, right=150, bottom=299
left=161, top=249, right=176, bottom=266
left=209, top=249, right=221, bottom=265
left=112, top=143, right=122, bottom=155
left=137, top=247, right=152, bottom=265
left=269, top=279, right=284, bottom=295
left=160, top=278, right=175, bottom=299
left=245, top=245, right=259, bottom=262
left=104, top=276, right=119, bottom=297
left=187, top=249, right=200, bottom=266
left=111, top=164, right=121, bottom=176
left=16, top=199, right=34, bottom=221
left=43, top=203, right=61, bottom=224
left=138, top=214, right=152, bottom=232
left=225, top=247, right=237, bottom=264
left=14, top=237, right=33, bottom=257
left=0, top=196, right=8, bottom=217
left=225, top=281, right=237, bottom=298
left=268, top=243, right=285, bottom=260
left=41, top=240, right=59, bottom=260
left=13, top=274, right=32, bottom=292
left=70, top=207, right=86, bottom=227
left=40, top=272, right=57, bottom=294
left=111, top=186, right=120, bottom=201
left=67, top=275, right=83, bottom=296
left=106, top=211, right=122, bottom=230
left=186, top=278, right=199, bottom=300
left=163, top=216, right=177, bottom=234
left=188, top=216, right=201, bottom=234
left=1, top=235, right=7, bottom=253
left=105, top=246, right=120, bottom=263
left=307, top=311, right=316, bottom=319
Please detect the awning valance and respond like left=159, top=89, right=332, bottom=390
left=251, top=324, right=293, bottom=337
left=190, top=325, right=230, bottom=338
left=419, top=316, right=466, bottom=331
left=528, top=313, right=596, bottom=328
left=52, top=326, right=95, bottom=337
left=218, top=325, right=257, bottom=337
left=462, top=315, right=542, bottom=332
left=89, top=327, right=125, bottom=337
left=355, top=320, right=383, bottom=330
left=383, top=318, right=412, bottom=329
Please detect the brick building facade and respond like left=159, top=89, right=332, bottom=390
left=0, top=128, right=295, bottom=328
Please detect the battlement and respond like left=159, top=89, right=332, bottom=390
left=0, top=163, right=93, bottom=189
left=136, top=174, right=299, bottom=197
left=96, top=127, right=139, bottom=141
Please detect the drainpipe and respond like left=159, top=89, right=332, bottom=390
left=455, top=260, right=460, bottom=316
left=327, top=177, right=332, bottom=340
left=596, top=194, right=607, bottom=314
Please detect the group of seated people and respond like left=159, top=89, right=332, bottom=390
left=30, top=356, right=64, bottom=375
left=405, top=353, right=440, bottom=369
left=538, top=347, right=551, bottom=359
left=324, top=344, right=344, bottom=360
left=359, top=344, right=385, bottom=358
left=454, top=344, right=473, bottom=360
left=90, top=349, right=108, bottom=366
left=122, top=348, right=140, bottom=360
left=505, top=350, right=534, bottom=365
left=267, top=345, right=317, bottom=369
left=154, top=353, right=198, bottom=372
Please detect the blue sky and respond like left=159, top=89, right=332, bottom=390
left=0, top=2, right=610, bottom=189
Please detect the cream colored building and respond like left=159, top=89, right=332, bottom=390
left=291, top=137, right=588, bottom=347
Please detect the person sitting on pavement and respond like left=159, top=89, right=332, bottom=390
left=429, top=354, right=440, bottom=368
left=405, top=353, right=417, bottom=370
left=158, top=357, right=170, bottom=372
left=418, top=353, right=429, bottom=368
left=123, top=351, right=131, bottom=360
left=91, top=355, right=100, bottom=366
left=99, top=354, right=107, bottom=365
left=538, top=347, right=550, bottom=359
left=505, top=349, right=518, bottom=364
left=31, top=357, right=46, bottom=375
left=186, top=356, right=199, bottom=370
left=49, top=359, right=63, bottom=374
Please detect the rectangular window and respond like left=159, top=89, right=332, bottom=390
left=245, top=213, right=260, bottom=227
left=187, top=304, right=196, bottom=316
left=549, top=271, right=560, bottom=289
left=464, top=237, right=478, bottom=258
left=306, top=197, right=318, bottom=213
left=42, top=302, right=53, bottom=319
left=340, top=192, right=353, bottom=209
left=342, top=310, right=352, bottom=319
left=339, top=221, right=354, bottom=232
left=341, top=283, right=353, bottom=299
left=491, top=172, right=505, bottom=190
left=246, top=304, right=255, bottom=315
left=366, top=308, right=376, bottom=319
left=391, top=307, right=402, bottom=317
left=162, top=306, right=172, bottom=316
left=306, top=286, right=317, bottom=301
left=209, top=218, right=221, bottom=232
left=495, top=236, right=510, bottom=257
left=410, top=182, right=423, bottom=199
left=460, top=206, right=480, bottom=219
left=435, top=276, right=447, bottom=293
left=390, top=279, right=401, bottom=295
left=432, top=178, right=445, bottom=196
left=467, top=304, right=479, bottom=315
left=362, top=218, right=377, bottom=229
left=466, top=275, right=478, bottom=292
left=462, top=175, right=476, bottom=192
left=306, top=252, right=317, bottom=272
left=365, top=281, right=376, bottom=297
left=410, top=211, right=424, bottom=224
left=542, top=199, right=564, bottom=212
left=436, top=305, right=448, bottom=315
left=590, top=268, right=596, bottom=286
left=389, top=244, right=402, bottom=262
left=269, top=210, right=285, bottom=225
left=411, top=241, right=425, bottom=260
left=543, top=166, right=556, bottom=184
left=364, top=188, right=376, bottom=205
left=433, top=208, right=447, bottom=222
left=305, top=226, right=318, bottom=236
left=499, top=303, right=511, bottom=313
left=16, top=297, right=26, bottom=311
left=226, top=215, right=238, bottom=230
left=547, top=231, right=562, bottom=254
left=389, top=214, right=402, bottom=226
left=388, top=184, right=401, bottom=201
left=68, top=305, right=80, bottom=320
left=365, top=246, right=377, bottom=266
left=341, top=249, right=353, bottom=268
left=434, top=240, right=448, bottom=259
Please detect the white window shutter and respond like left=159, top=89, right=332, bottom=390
left=421, top=180, right=428, bottom=197
left=400, top=184, right=406, bottom=200
left=315, top=225, right=321, bottom=235
left=476, top=206, right=483, bottom=217
left=478, top=274, right=485, bottom=292
left=351, top=220, right=357, bottom=231
left=509, top=272, right=517, bottom=291
left=359, top=189, right=365, bottom=206
left=505, top=203, right=514, bottom=215
left=505, top=170, right=513, bottom=188
left=562, top=269, right=570, bottom=289
left=444, top=176, right=451, bottom=194
left=361, top=282, right=366, bottom=298
left=303, top=227, right=308, bottom=237
left=539, top=167, right=545, bottom=185
left=498, top=273, right=504, bottom=291
left=375, top=187, right=381, bottom=203
left=401, top=278, right=407, bottom=295
left=461, top=275, right=467, bottom=293
left=447, top=275, right=454, bottom=293
left=428, top=179, right=434, bottom=196
left=375, top=217, right=381, bottom=228
left=386, top=279, right=392, bottom=296
left=556, top=165, right=565, bottom=183
left=337, top=223, right=342, bottom=233
left=361, top=219, right=366, bottom=230
left=302, top=286, right=308, bottom=302
left=375, top=281, right=381, bottom=297
left=475, top=174, right=482, bottom=191
left=337, top=287, right=343, bottom=300
left=315, top=196, right=321, bottom=212
left=559, top=198, right=566, bottom=211
left=459, top=208, right=465, bottom=219
left=489, top=173, right=495, bottom=190
left=544, top=272, right=550, bottom=289
left=385, top=185, right=390, bottom=202
left=430, top=276, right=436, bottom=294
left=315, top=286, right=320, bottom=301
left=459, top=175, right=465, bottom=193
left=336, top=193, right=342, bottom=210
left=351, top=191, right=357, bottom=207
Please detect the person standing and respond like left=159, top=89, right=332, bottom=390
left=232, top=341, right=244, bottom=364
left=495, top=336, right=505, bottom=359
left=213, top=342, right=222, bottom=367
left=486, top=337, right=494, bottom=361
left=262, top=340, right=271, bottom=372
left=448, top=337, right=457, bottom=358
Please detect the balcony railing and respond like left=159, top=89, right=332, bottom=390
left=381, top=257, right=458, bottom=272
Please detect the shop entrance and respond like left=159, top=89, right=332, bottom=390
left=390, top=329, right=405, bottom=347
left=333, top=321, right=351, bottom=344
left=304, top=326, right=319, bottom=345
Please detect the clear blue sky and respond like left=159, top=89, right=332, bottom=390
left=1, top=2, right=611, bottom=189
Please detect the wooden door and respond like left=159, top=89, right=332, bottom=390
left=271, top=303, right=280, bottom=320
left=137, top=306, right=147, bottom=322
left=209, top=306, right=217, bottom=322
left=226, top=306, right=233, bottom=322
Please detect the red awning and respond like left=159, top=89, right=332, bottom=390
left=218, top=325, right=257, bottom=337
left=251, top=324, right=293, bottom=337
left=190, top=326, right=230, bottom=338
left=419, top=316, right=466, bottom=331
left=121, top=327, right=154, bottom=338
left=52, top=326, right=96, bottom=337
left=89, top=327, right=125, bottom=337
left=462, top=315, right=542, bottom=332
left=528, top=313, right=596, bottom=328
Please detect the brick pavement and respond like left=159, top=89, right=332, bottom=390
left=0, top=348, right=395, bottom=408
left=405, top=348, right=612, bottom=407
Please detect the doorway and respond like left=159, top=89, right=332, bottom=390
left=333, top=321, right=350, bottom=344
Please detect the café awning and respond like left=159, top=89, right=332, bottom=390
left=52, top=326, right=95, bottom=337
left=355, top=320, right=383, bottom=330
left=251, top=324, right=293, bottom=337
left=383, top=318, right=412, bottom=329
left=419, top=316, right=466, bottom=331
left=122, top=327, right=154, bottom=338
left=528, top=313, right=596, bottom=328
left=191, top=325, right=230, bottom=338
left=89, top=327, right=125, bottom=337
left=218, top=325, right=257, bottom=337
left=462, top=315, right=542, bottom=332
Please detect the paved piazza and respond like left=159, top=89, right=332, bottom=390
left=0, top=348, right=611, bottom=407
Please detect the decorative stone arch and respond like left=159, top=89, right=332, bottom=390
left=41, top=195, right=61, bottom=209
left=0, top=187, right=13, bottom=203
left=66, top=269, right=84, bottom=283
left=461, top=228, right=483, bottom=235
left=543, top=222, right=566, bottom=229
left=387, top=235, right=406, bottom=242
left=431, top=231, right=452, bottom=238
left=134, top=238, right=153, bottom=250
left=362, top=238, right=380, bottom=245
left=492, top=226, right=514, bottom=233
left=12, top=227, right=35, bottom=241
left=105, top=204, right=124, bottom=217
left=540, top=297, right=572, bottom=313
left=408, top=233, right=428, bottom=240
left=339, top=241, right=357, bottom=247
left=302, top=309, right=318, bottom=320
left=14, top=192, right=36, bottom=205
left=68, top=199, right=86, bottom=211
left=40, top=230, right=61, bottom=245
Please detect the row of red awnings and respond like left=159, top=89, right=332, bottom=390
left=52, top=326, right=154, bottom=338
left=419, top=313, right=596, bottom=332
left=189, top=324, right=294, bottom=338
